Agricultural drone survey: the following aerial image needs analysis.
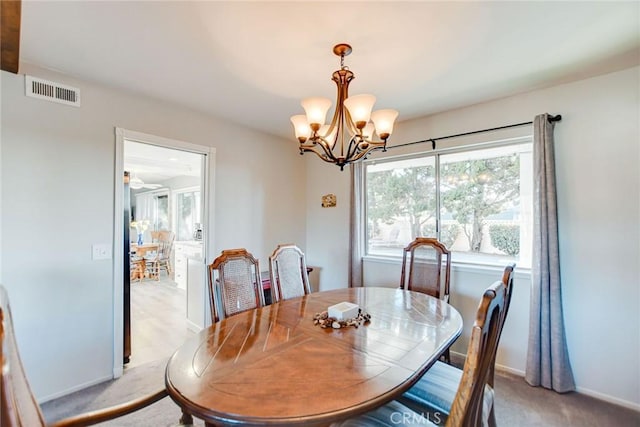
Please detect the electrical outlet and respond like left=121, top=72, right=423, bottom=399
left=92, top=244, right=112, bottom=260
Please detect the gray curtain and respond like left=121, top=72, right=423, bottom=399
left=525, top=113, right=575, bottom=393
left=349, top=162, right=364, bottom=287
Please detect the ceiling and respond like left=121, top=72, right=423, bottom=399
left=124, top=141, right=202, bottom=184
left=18, top=1, right=640, bottom=143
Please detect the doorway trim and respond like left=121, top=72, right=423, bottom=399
left=113, top=127, right=216, bottom=377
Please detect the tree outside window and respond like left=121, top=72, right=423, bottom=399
left=364, top=142, right=532, bottom=267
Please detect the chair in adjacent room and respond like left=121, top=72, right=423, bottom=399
left=208, top=248, right=265, bottom=323
left=331, top=265, right=514, bottom=427
left=0, top=285, right=169, bottom=427
left=147, top=230, right=175, bottom=279
left=268, top=243, right=311, bottom=303
left=400, top=237, right=452, bottom=302
left=129, top=255, right=144, bottom=283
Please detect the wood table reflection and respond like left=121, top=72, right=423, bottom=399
left=165, top=287, right=463, bottom=426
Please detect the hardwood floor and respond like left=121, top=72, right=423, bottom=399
left=127, top=276, right=195, bottom=370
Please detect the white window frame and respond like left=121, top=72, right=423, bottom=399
left=171, top=185, right=201, bottom=242
left=361, top=135, right=533, bottom=272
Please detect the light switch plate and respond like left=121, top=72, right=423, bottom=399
left=92, top=244, right=112, bottom=260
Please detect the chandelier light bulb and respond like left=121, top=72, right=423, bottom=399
left=362, top=122, right=376, bottom=139
left=344, top=94, right=376, bottom=129
left=371, top=109, right=399, bottom=139
left=290, top=115, right=311, bottom=142
left=301, top=97, right=332, bottom=131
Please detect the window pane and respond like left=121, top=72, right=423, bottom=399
left=366, top=157, right=436, bottom=256
left=176, top=191, right=201, bottom=241
left=363, top=141, right=532, bottom=268
left=439, top=144, right=531, bottom=267
left=155, top=194, right=170, bottom=231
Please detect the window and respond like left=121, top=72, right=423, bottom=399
left=133, top=190, right=170, bottom=238
left=174, top=188, right=201, bottom=241
left=155, top=193, right=170, bottom=231
left=365, top=139, right=532, bottom=268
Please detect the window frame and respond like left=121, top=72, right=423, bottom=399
left=361, top=135, right=533, bottom=271
left=171, top=185, right=202, bottom=242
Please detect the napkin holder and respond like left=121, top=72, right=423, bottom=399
left=328, top=302, right=360, bottom=320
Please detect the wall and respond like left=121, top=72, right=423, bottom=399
left=305, top=67, right=640, bottom=408
left=304, top=157, right=351, bottom=290
left=0, top=65, right=306, bottom=401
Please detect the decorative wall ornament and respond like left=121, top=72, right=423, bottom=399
left=321, top=194, right=337, bottom=208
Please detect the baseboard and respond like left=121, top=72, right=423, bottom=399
left=574, top=385, right=640, bottom=412
left=186, top=319, right=203, bottom=333
left=451, top=351, right=640, bottom=412
left=38, top=374, right=113, bottom=404
left=113, top=364, right=124, bottom=378
left=495, top=362, right=525, bottom=377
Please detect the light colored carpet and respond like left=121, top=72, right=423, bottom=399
left=42, top=357, right=203, bottom=427
left=41, top=359, right=639, bottom=426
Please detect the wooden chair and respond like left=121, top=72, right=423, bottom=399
left=129, top=255, right=144, bottom=283
left=331, top=265, right=514, bottom=427
left=398, top=263, right=516, bottom=427
left=268, top=243, right=311, bottom=303
left=0, top=285, right=169, bottom=427
left=400, top=237, right=452, bottom=302
left=147, top=231, right=175, bottom=279
left=208, top=248, right=265, bottom=323
left=401, top=237, right=452, bottom=362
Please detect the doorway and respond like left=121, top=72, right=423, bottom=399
left=113, top=128, right=216, bottom=377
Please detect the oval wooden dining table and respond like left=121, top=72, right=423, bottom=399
left=165, top=287, right=463, bottom=426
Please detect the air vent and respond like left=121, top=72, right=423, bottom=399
left=25, top=75, right=81, bottom=107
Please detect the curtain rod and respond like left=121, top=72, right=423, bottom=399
left=386, top=114, right=562, bottom=151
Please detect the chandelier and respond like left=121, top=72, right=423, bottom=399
left=290, top=44, right=399, bottom=170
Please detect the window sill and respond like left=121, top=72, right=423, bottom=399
left=362, top=255, right=531, bottom=280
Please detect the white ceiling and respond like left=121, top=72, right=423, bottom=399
left=19, top=1, right=640, bottom=144
left=124, top=140, right=202, bottom=184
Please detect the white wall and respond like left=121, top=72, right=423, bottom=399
left=305, top=67, right=640, bottom=408
left=0, top=65, right=306, bottom=401
left=304, top=157, right=351, bottom=290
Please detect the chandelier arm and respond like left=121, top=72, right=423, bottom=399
left=299, top=144, right=339, bottom=164
left=300, top=138, right=338, bottom=163
left=343, top=108, right=358, bottom=137
left=323, top=90, right=341, bottom=138
left=316, top=137, right=340, bottom=161
left=347, top=142, right=387, bottom=163
left=345, top=136, right=362, bottom=162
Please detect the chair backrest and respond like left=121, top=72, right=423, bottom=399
left=150, top=230, right=173, bottom=242
left=1, top=286, right=46, bottom=427
left=487, top=263, right=515, bottom=388
left=269, top=244, right=311, bottom=303
left=400, top=237, right=451, bottom=301
left=208, top=249, right=265, bottom=322
left=446, top=271, right=514, bottom=427
left=158, top=232, right=175, bottom=260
